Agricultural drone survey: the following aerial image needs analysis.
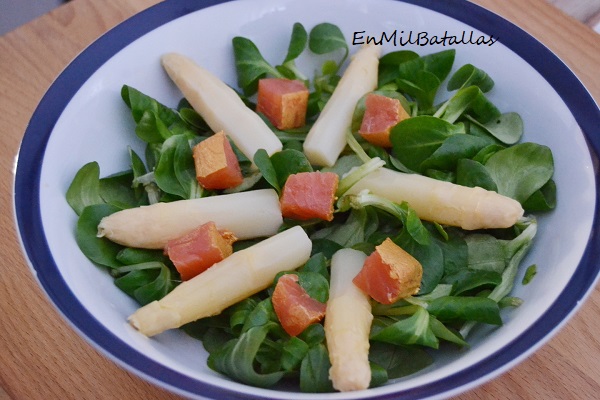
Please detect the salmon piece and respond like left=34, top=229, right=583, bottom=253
left=192, top=130, right=244, bottom=189
left=256, top=78, right=309, bottom=130
left=358, top=93, right=410, bottom=148
left=164, top=221, right=237, bottom=281
left=280, top=171, right=339, bottom=221
left=352, top=238, right=422, bottom=304
left=272, top=274, right=326, bottom=336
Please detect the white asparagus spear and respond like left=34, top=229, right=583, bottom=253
left=97, top=189, right=282, bottom=249
left=161, top=52, right=282, bottom=160
left=325, top=248, right=372, bottom=392
left=303, top=44, right=381, bottom=167
left=129, top=225, right=312, bottom=337
left=347, top=168, right=524, bottom=230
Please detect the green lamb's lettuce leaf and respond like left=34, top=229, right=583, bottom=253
left=253, top=148, right=313, bottom=194
left=208, top=323, right=285, bottom=388
left=299, top=252, right=329, bottom=281
left=241, top=299, right=280, bottom=334
left=113, top=262, right=176, bottom=305
left=394, top=229, right=444, bottom=294
left=421, top=49, right=456, bottom=82
left=134, top=110, right=173, bottom=143
left=283, top=23, right=308, bottom=64
left=368, top=363, right=389, bottom=388
left=198, top=325, right=236, bottom=354
left=392, top=49, right=456, bottom=109
left=368, top=341, right=434, bottom=379
left=299, top=344, right=334, bottom=393
left=429, top=316, right=468, bottom=347
left=337, top=191, right=431, bottom=246
left=309, top=239, right=344, bottom=259
left=121, top=85, right=182, bottom=144
left=278, top=22, right=309, bottom=81
left=396, top=69, right=440, bottom=111
left=297, top=323, right=326, bottom=347
left=121, top=85, right=180, bottom=127
left=253, top=149, right=280, bottom=192
left=420, top=133, right=492, bottom=172
left=311, top=208, right=375, bottom=248
left=427, top=296, right=503, bottom=325
left=522, top=264, right=538, bottom=285
left=281, top=336, right=309, bottom=371
left=485, top=142, right=554, bottom=205
left=129, top=147, right=147, bottom=186
left=447, top=64, right=495, bottom=92
left=464, top=234, right=506, bottom=274
left=178, top=107, right=211, bottom=132
left=390, top=115, right=465, bottom=173
left=67, top=161, right=144, bottom=215
left=460, top=220, right=537, bottom=338
left=377, top=50, right=420, bottom=87
left=297, top=271, right=329, bottom=303
left=66, top=162, right=103, bottom=215
left=116, top=247, right=167, bottom=265
left=522, top=179, right=557, bottom=211
left=443, top=269, right=503, bottom=296
left=154, top=133, right=201, bottom=200
left=270, top=149, right=313, bottom=188
left=232, top=36, right=284, bottom=95
left=99, top=170, right=145, bottom=209
left=76, top=204, right=124, bottom=268
left=456, top=158, right=498, bottom=191
left=433, top=229, right=469, bottom=278
left=436, top=85, right=482, bottom=123
left=370, top=307, right=439, bottom=349
left=468, top=112, right=524, bottom=145
left=308, top=22, right=349, bottom=68
left=229, top=296, right=262, bottom=334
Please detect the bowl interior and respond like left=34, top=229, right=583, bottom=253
left=27, top=0, right=597, bottom=398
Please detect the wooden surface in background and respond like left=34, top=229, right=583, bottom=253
left=1, top=0, right=598, bottom=399
left=549, top=0, right=600, bottom=29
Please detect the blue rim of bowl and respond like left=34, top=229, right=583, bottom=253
left=14, top=0, right=600, bottom=399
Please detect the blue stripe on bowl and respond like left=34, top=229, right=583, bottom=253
left=14, top=0, right=600, bottom=399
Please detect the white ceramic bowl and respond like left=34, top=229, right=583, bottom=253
left=14, top=0, right=600, bottom=399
